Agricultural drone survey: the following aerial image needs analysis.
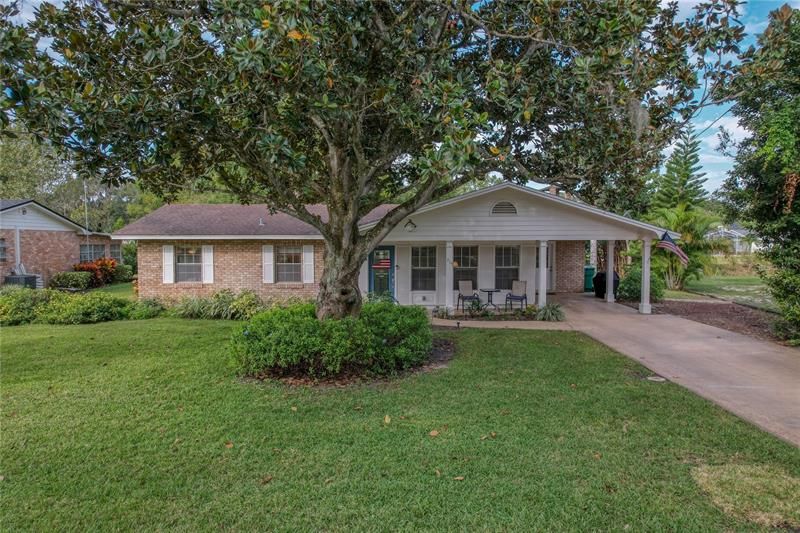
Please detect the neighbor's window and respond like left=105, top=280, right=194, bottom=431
left=109, top=243, right=122, bottom=263
left=79, top=244, right=106, bottom=262
left=0, top=238, right=6, bottom=262
left=276, top=246, right=302, bottom=282
left=453, top=246, right=478, bottom=290
left=175, top=246, right=202, bottom=282
left=495, top=246, right=519, bottom=290
left=411, top=246, right=436, bottom=291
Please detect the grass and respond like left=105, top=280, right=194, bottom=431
left=664, top=289, right=715, bottom=300
left=685, top=276, right=776, bottom=311
left=2, top=319, right=799, bottom=530
left=94, top=281, right=135, bottom=299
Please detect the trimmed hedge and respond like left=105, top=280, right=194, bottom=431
left=49, top=271, right=93, bottom=290
left=231, top=302, right=432, bottom=378
left=113, top=264, right=134, bottom=283
left=0, top=287, right=164, bottom=326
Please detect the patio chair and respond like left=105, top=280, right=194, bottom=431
left=505, top=280, right=528, bottom=311
left=457, top=280, right=481, bottom=312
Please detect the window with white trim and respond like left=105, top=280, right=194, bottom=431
left=175, top=246, right=202, bottom=282
left=276, top=246, right=302, bottom=282
left=495, top=246, right=519, bottom=290
left=79, top=244, right=106, bottom=262
left=453, top=246, right=478, bottom=290
left=411, top=246, right=436, bottom=291
left=110, top=243, right=122, bottom=263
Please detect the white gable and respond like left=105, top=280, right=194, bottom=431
left=382, top=185, right=665, bottom=242
left=0, top=203, right=84, bottom=232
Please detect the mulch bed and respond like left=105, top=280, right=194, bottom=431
left=255, top=336, right=457, bottom=388
left=650, top=300, right=783, bottom=343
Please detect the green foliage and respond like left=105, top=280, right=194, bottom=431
left=618, top=267, right=666, bottom=302
left=48, top=271, right=93, bottom=290
left=535, top=303, right=565, bottom=322
left=171, top=296, right=212, bottom=320
left=228, top=290, right=264, bottom=321
left=651, top=125, right=708, bottom=210
left=0, top=287, right=61, bottom=325
left=121, top=242, right=138, bottom=273
left=171, top=290, right=269, bottom=320
left=721, top=6, right=800, bottom=341
left=126, top=298, right=164, bottom=320
left=647, top=205, right=725, bottom=290
left=37, top=291, right=130, bottom=325
left=231, top=302, right=432, bottom=378
left=0, top=1, right=745, bottom=318
left=112, top=264, right=134, bottom=283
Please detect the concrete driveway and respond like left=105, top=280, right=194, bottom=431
left=434, top=294, right=800, bottom=447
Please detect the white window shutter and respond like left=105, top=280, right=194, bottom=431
left=302, top=245, right=315, bottom=283
left=162, top=245, right=174, bottom=284
left=202, top=245, right=214, bottom=284
left=262, top=245, right=274, bottom=283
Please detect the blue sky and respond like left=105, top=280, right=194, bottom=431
left=9, top=0, right=798, bottom=193
left=674, top=0, right=799, bottom=192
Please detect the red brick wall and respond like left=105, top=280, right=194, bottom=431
left=137, top=240, right=325, bottom=302
left=555, top=240, right=586, bottom=293
left=0, top=229, right=111, bottom=285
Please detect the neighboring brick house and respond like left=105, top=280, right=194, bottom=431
left=0, top=199, right=114, bottom=286
left=114, top=183, right=670, bottom=313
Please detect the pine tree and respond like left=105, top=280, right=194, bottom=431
left=652, top=125, right=708, bottom=210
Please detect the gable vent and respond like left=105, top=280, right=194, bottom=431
left=491, top=201, right=517, bottom=215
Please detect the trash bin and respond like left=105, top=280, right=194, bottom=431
left=584, top=265, right=596, bottom=292
left=4, top=274, right=38, bottom=288
left=592, top=271, right=619, bottom=299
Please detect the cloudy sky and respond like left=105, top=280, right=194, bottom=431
left=8, top=0, right=798, bottom=192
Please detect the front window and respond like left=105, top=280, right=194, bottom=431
left=495, top=246, right=519, bottom=290
left=276, top=246, right=302, bottom=282
left=0, top=238, right=6, bottom=262
left=175, top=246, right=202, bottom=282
left=80, top=244, right=106, bottom=262
left=110, top=243, right=122, bottom=263
left=411, top=246, right=436, bottom=291
left=453, top=246, right=478, bottom=290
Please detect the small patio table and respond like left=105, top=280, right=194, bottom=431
left=480, top=288, right=501, bottom=311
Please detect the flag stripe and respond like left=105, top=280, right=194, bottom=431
left=657, top=232, right=689, bottom=266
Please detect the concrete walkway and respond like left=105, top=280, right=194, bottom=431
left=433, top=294, right=800, bottom=447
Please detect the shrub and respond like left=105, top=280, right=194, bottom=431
left=112, top=264, right=134, bottom=283
left=0, top=287, right=61, bottom=326
left=535, top=303, right=565, bottom=321
left=122, top=242, right=138, bottom=273
left=208, top=289, right=237, bottom=319
left=37, top=291, right=130, bottom=325
left=617, top=267, right=666, bottom=302
left=230, top=290, right=264, bottom=320
left=49, top=271, right=93, bottom=290
left=74, top=257, right=117, bottom=287
left=127, top=298, right=164, bottom=320
left=231, top=302, right=432, bottom=378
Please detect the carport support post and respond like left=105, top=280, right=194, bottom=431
left=639, top=238, right=652, bottom=314
left=537, top=240, right=548, bottom=307
left=445, top=242, right=454, bottom=311
left=606, top=240, right=615, bottom=303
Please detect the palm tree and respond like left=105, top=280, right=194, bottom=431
left=647, top=204, right=725, bottom=290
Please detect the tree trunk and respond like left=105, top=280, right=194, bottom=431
left=316, top=243, right=365, bottom=320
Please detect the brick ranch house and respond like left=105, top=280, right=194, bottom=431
left=0, top=199, right=114, bottom=286
left=114, top=183, right=670, bottom=313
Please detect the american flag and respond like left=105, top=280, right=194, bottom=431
left=656, top=231, right=689, bottom=267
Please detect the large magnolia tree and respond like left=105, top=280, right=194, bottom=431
left=0, top=0, right=742, bottom=318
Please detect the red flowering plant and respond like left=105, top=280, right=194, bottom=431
left=74, top=257, right=117, bottom=287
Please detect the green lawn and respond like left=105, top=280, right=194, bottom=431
left=95, top=281, right=135, bottom=299
left=2, top=319, right=798, bottom=530
left=664, top=289, right=715, bottom=300
left=685, top=276, right=776, bottom=311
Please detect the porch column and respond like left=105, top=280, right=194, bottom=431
left=445, top=241, right=454, bottom=310
left=537, top=240, right=548, bottom=307
left=639, top=238, right=652, bottom=314
left=605, top=240, right=615, bottom=303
